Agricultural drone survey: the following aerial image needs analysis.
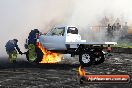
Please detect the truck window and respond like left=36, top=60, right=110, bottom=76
left=67, top=27, right=78, bottom=34
left=46, top=27, right=65, bottom=36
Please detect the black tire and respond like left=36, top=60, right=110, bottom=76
left=79, top=52, right=93, bottom=67
left=26, top=47, right=43, bottom=63
left=93, top=51, right=105, bottom=65
left=35, top=47, right=43, bottom=63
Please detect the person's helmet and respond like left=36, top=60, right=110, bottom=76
left=13, top=39, right=18, bottom=43
left=34, top=29, right=39, bottom=33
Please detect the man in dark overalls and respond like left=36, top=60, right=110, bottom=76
left=5, top=39, right=22, bottom=71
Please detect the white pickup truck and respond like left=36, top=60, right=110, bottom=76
left=25, top=26, right=117, bottom=66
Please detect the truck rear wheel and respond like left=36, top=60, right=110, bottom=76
left=93, top=51, right=105, bottom=65
left=79, top=52, right=93, bottom=67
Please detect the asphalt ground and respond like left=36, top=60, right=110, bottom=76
left=0, top=53, right=131, bottom=88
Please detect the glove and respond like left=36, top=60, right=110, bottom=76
left=19, top=51, right=23, bottom=55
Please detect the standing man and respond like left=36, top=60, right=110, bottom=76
left=5, top=39, right=22, bottom=71
left=122, top=22, right=128, bottom=37
left=107, top=24, right=113, bottom=40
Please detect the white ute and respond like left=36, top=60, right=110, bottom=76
left=25, top=26, right=117, bottom=66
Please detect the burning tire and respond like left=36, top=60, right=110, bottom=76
left=35, top=47, right=44, bottom=63
left=93, top=51, right=105, bottom=65
left=26, top=45, right=43, bottom=63
left=79, top=52, right=93, bottom=67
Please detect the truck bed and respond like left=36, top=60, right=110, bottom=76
left=66, top=41, right=117, bottom=45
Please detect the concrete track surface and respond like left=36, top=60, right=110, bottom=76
left=0, top=53, right=131, bottom=88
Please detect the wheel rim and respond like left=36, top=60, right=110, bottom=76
left=82, top=54, right=90, bottom=63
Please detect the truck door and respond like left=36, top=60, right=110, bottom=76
left=40, top=27, right=66, bottom=50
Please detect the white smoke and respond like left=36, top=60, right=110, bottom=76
left=68, top=0, right=132, bottom=26
left=0, top=0, right=74, bottom=57
left=0, top=0, right=132, bottom=57
left=67, top=0, right=132, bottom=42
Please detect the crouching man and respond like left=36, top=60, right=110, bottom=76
left=5, top=39, right=23, bottom=71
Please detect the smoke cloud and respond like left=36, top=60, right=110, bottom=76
left=0, top=0, right=132, bottom=57
left=67, top=0, right=132, bottom=42
left=0, top=0, right=74, bottom=57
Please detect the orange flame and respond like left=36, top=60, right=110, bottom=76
left=37, top=43, right=63, bottom=63
left=79, top=66, right=86, bottom=76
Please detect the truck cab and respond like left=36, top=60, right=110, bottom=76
left=39, top=26, right=82, bottom=50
